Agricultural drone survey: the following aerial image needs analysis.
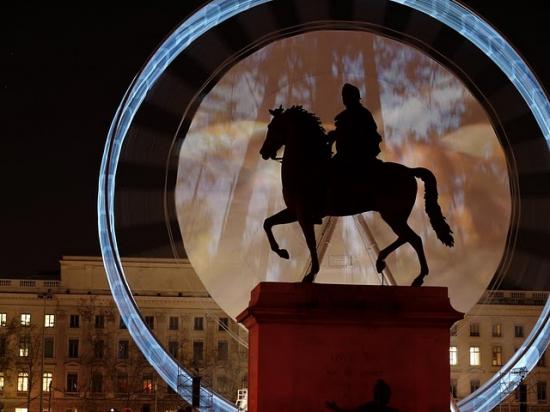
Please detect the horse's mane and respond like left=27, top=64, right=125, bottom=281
left=284, top=105, right=327, bottom=142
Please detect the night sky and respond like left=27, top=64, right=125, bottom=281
left=1, top=3, right=549, bottom=277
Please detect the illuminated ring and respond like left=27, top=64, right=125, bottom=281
left=98, top=1, right=550, bottom=410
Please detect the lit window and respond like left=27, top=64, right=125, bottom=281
left=449, top=346, right=458, bottom=366
left=18, top=371, right=29, bottom=392
left=193, top=317, right=203, bottom=331
left=169, top=316, right=179, bottom=330
left=218, top=341, right=229, bottom=361
left=44, top=314, right=55, bottom=328
left=492, top=323, right=502, bottom=337
left=20, top=313, right=31, bottom=326
left=66, top=373, right=78, bottom=392
left=143, top=374, right=154, bottom=393
left=0, top=313, right=6, bottom=327
left=68, top=339, right=79, bottom=358
left=218, top=317, right=229, bottom=332
left=0, top=372, right=4, bottom=392
left=469, top=322, right=480, bottom=337
left=43, top=372, right=53, bottom=392
left=470, top=379, right=480, bottom=394
left=69, top=314, right=79, bottom=328
left=95, top=315, right=105, bottom=329
left=515, top=325, right=524, bottom=338
left=470, top=346, right=481, bottom=366
left=492, top=346, right=503, bottom=366
left=538, top=381, right=547, bottom=401
left=44, top=337, right=54, bottom=358
left=19, top=336, right=30, bottom=357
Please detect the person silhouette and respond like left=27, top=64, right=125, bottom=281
left=328, top=83, right=382, bottom=175
left=325, top=379, right=399, bottom=412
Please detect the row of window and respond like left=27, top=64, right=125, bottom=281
left=0, top=371, right=158, bottom=395
left=0, top=312, right=230, bottom=332
left=8, top=336, right=231, bottom=362
left=450, top=379, right=548, bottom=401
left=451, top=322, right=525, bottom=338
left=449, top=345, right=546, bottom=367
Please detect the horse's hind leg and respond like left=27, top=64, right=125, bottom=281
left=263, top=208, right=296, bottom=259
left=299, top=217, right=320, bottom=283
left=379, top=218, right=429, bottom=286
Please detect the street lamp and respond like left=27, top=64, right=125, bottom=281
left=38, top=289, right=53, bottom=412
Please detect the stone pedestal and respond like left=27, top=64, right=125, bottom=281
left=237, top=282, right=462, bottom=412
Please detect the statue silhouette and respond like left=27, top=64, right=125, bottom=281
left=259, top=102, right=454, bottom=286
left=328, top=83, right=382, bottom=168
left=326, top=379, right=399, bottom=412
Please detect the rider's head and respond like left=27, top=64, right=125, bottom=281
left=373, top=379, right=391, bottom=405
left=342, top=83, right=361, bottom=107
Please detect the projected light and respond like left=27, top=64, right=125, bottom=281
left=98, top=0, right=550, bottom=410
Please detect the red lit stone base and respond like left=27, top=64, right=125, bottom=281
left=237, top=282, right=462, bottom=412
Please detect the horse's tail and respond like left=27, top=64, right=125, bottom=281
left=412, top=167, right=454, bottom=247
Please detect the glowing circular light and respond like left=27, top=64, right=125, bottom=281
left=98, top=1, right=550, bottom=410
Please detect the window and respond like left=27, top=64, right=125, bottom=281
left=44, top=314, right=55, bottom=328
left=68, top=339, right=79, bottom=358
left=143, top=374, right=154, bottom=393
left=0, top=313, right=6, bottom=327
left=144, top=316, right=154, bottom=329
left=492, top=323, right=502, bottom=337
left=449, top=346, right=458, bottom=366
left=450, top=324, right=458, bottom=336
left=492, top=346, right=503, bottom=366
left=69, top=314, right=79, bottom=328
left=44, top=337, right=54, bottom=358
left=94, top=340, right=104, bottom=359
left=0, top=372, right=4, bottom=392
left=95, top=315, right=105, bottom=329
left=92, top=373, right=103, bottom=393
left=450, top=379, right=458, bottom=398
left=66, top=373, right=78, bottom=392
left=18, top=371, right=29, bottom=392
left=469, top=322, right=480, bottom=337
left=19, top=336, right=30, bottom=357
left=218, top=317, right=229, bottom=332
left=470, top=379, right=480, bottom=394
left=515, top=325, right=524, bottom=338
left=20, top=313, right=31, bottom=326
left=0, top=337, right=6, bottom=357
left=469, top=346, right=481, bottom=366
left=218, top=341, right=229, bottom=361
left=193, top=341, right=204, bottom=362
left=117, top=374, right=129, bottom=393
left=538, top=381, right=547, bottom=402
left=168, top=341, right=178, bottom=358
left=193, top=317, right=204, bottom=331
left=169, top=316, right=179, bottom=330
left=118, top=340, right=129, bottom=359
left=43, top=372, right=53, bottom=392
left=119, top=317, right=127, bottom=329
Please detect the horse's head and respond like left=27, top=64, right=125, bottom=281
left=260, top=105, right=286, bottom=160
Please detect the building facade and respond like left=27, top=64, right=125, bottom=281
left=0, top=256, right=248, bottom=412
left=451, top=290, right=550, bottom=411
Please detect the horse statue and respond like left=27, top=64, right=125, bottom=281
left=259, top=105, right=454, bottom=286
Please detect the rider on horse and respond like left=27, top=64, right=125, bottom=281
left=328, top=83, right=382, bottom=174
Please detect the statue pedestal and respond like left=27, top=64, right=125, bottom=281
left=237, top=282, right=462, bottom=412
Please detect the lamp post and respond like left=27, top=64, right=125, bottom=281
left=38, top=289, right=53, bottom=412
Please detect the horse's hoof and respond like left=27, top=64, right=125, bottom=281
left=376, top=259, right=386, bottom=273
left=277, top=249, right=290, bottom=259
left=411, top=276, right=424, bottom=287
left=302, top=273, right=316, bottom=283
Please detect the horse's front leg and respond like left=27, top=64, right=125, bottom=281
left=263, top=208, right=296, bottom=259
left=299, top=217, right=320, bottom=283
